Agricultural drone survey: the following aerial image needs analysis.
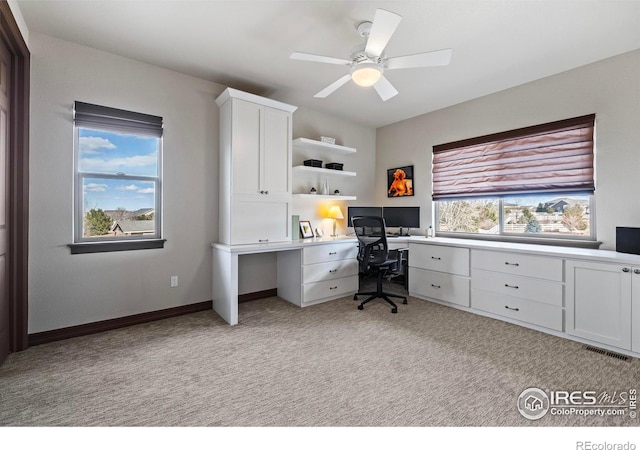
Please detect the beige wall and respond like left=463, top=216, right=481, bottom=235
left=376, top=49, right=640, bottom=249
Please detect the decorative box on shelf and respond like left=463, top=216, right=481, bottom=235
left=320, top=136, right=335, bottom=144
left=304, top=159, right=322, bottom=167
left=325, top=162, right=343, bottom=171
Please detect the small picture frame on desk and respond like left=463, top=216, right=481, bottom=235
left=300, top=220, right=314, bottom=238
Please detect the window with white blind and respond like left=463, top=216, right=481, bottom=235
left=71, top=101, right=164, bottom=254
left=433, top=115, right=597, bottom=246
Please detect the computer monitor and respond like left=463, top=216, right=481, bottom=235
left=347, top=206, right=383, bottom=227
left=382, top=207, right=420, bottom=234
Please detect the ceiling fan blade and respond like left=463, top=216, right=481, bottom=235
left=313, top=74, right=352, bottom=98
left=373, top=75, right=398, bottom=101
left=385, top=49, right=453, bottom=70
left=365, top=9, right=402, bottom=57
left=290, top=52, right=350, bottom=65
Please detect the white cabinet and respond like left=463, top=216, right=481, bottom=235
left=216, top=88, right=297, bottom=245
left=408, top=243, right=470, bottom=307
left=277, top=242, right=359, bottom=307
left=292, top=137, right=357, bottom=200
left=471, top=250, right=564, bottom=332
left=566, top=260, right=632, bottom=350
left=301, top=242, right=359, bottom=305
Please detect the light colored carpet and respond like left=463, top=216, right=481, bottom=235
left=1, top=289, right=639, bottom=427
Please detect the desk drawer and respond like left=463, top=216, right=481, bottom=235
left=303, top=276, right=358, bottom=304
left=472, top=250, right=562, bottom=281
left=409, top=244, right=469, bottom=276
left=303, top=259, right=358, bottom=284
left=303, top=243, right=358, bottom=265
left=409, top=267, right=470, bottom=307
left=471, top=268, right=563, bottom=307
left=472, top=289, right=563, bottom=331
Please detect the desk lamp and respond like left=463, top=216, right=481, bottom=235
left=327, top=205, right=344, bottom=237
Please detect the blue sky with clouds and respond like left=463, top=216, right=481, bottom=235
left=79, top=128, right=158, bottom=211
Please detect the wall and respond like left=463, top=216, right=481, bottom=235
left=29, top=34, right=223, bottom=333
left=376, top=49, right=640, bottom=250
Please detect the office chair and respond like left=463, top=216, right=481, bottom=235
left=352, top=216, right=407, bottom=313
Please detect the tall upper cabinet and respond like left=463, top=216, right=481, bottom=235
left=216, top=88, right=297, bottom=245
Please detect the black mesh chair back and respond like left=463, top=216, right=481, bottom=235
left=352, top=216, right=407, bottom=313
left=352, top=216, right=388, bottom=269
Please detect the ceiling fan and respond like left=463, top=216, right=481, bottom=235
left=290, top=9, right=452, bottom=101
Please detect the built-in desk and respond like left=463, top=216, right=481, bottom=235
left=212, top=237, right=361, bottom=325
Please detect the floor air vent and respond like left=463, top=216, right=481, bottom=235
left=584, top=345, right=629, bottom=361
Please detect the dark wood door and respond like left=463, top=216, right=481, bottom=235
left=0, top=35, right=10, bottom=364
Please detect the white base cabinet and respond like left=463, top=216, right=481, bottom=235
left=471, top=250, right=564, bottom=332
left=408, top=243, right=470, bottom=307
left=565, top=260, right=632, bottom=350
left=277, top=242, right=359, bottom=307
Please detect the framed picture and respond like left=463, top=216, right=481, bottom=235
left=299, top=220, right=314, bottom=238
left=387, top=165, right=414, bottom=197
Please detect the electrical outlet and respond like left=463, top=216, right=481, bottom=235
left=170, top=276, right=178, bottom=287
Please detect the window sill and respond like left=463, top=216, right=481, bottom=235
left=435, top=232, right=601, bottom=250
left=69, top=239, right=166, bottom=254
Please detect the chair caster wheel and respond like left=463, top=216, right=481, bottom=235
left=353, top=295, right=358, bottom=300
left=403, top=299, right=408, bottom=305
left=357, top=304, right=364, bottom=310
left=391, top=308, right=397, bottom=314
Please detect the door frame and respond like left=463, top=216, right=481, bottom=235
left=0, top=2, right=30, bottom=353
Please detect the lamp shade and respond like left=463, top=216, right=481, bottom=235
left=351, top=63, right=382, bottom=87
left=327, top=205, right=344, bottom=220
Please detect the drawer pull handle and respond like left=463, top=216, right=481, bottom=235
left=505, top=262, right=520, bottom=267
left=329, top=286, right=338, bottom=290
left=431, top=256, right=441, bottom=260
left=329, top=252, right=337, bottom=255
left=431, top=284, right=441, bottom=289
left=258, top=239, right=269, bottom=242
left=505, top=306, right=520, bottom=312
left=504, top=284, right=519, bottom=289
left=329, top=269, right=337, bottom=273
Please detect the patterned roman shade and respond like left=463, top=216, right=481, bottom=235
left=432, top=114, right=595, bottom=200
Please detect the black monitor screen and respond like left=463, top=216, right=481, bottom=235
left=382, top=206, right=420, bottom=228
left=347, top=206, right=383, bottom=226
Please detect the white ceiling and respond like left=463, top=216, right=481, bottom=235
left=17, top=0, right=640, bottom=128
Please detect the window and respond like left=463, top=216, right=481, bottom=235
left=433, top=115, right=596, bottom=246
left=71, top=101, right=164, bottom=253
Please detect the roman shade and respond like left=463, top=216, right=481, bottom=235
left=74, top=101, right=163, bottom=137
left=432, top=114, right=595, bottom=200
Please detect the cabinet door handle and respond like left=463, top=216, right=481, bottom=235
left=264, top=190, right=269, bottom=195
left=329, top=269, right=337, bottom=273
left=634, top=269, right=640, bottom=275
left=504, top=284, right=519, bottom=289
left=505, top=262, right=520, bottom=267
left=431, top=284, right=441, bottom=289
left=431, top=256, right=441, bottom=260
left=258, top=239, right=269, bottom=243
left=505, top=306, right=520, bottom=312
left=622, top=267, right=630, bottom=273
left=259, top=190, right=265, bottom=194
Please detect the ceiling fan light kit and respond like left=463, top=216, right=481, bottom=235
left=290, top=8, right=452, bottom=101
left=351, top=63, right=382, bottom=87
